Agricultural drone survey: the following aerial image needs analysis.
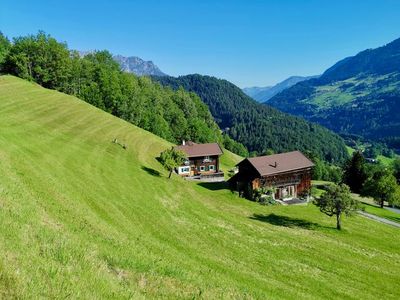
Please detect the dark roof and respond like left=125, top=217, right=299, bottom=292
left=243, top=151, right=314, bottom=176
left=175, top=142, right=223, bottom=158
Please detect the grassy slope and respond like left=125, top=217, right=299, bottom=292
left=1, top=75, right=400, bottom=299
left=350, top=194, right=400, bottom=224
left=304, top=74, right=400, bottom=109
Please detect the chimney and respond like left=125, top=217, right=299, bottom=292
left=182, top=140, right=186, bottom=146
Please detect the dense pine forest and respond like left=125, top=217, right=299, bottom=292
left=154, top=74, right=349, bottom=163
left=0, top=31, right=246, bottom=155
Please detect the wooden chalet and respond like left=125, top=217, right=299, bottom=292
left=229, top=151, right=314, bottom=200
left=175, top=141, right=224, bottom=179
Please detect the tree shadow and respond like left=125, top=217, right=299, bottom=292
left=197, top=181, right=230, bottom=191
left=250, top=213, right=331, bottom=230
left=141, top=166, right=161, bottom=177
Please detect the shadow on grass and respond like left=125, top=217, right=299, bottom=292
left=250, top=213, right=332, bottom=231
left=141, top=166, right=161, bottom=177
left=197, top=181, right=230, bottom=191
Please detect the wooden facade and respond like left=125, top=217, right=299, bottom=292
left=179, top=155, right=221, bottom=177
left=251, top=169, right=312, bottom=199
left=229, top=151, right=314, bottom=200
left=175, top=142, right=224, bottom=178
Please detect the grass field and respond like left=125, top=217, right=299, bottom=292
left=350, top=194, right=400, bottom=224
left=377, top=154, right=397, bottom=166
left=1, top=75, right=400, bottom=299
left=362, top=204, right=400, bottom=223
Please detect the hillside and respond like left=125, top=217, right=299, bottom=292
left=153, top=74, right=349, bottom=163
left=1, top=32, right=248, bottom=156
left=268, top=38, right=400, bottom=143
left=1, top=75, right=400, bottom=298
left=243, top=75, right=318, bottom=102
left=1, top=75, right=400, bottom=299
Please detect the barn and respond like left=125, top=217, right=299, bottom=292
left=229, top=151, right=314, bottom=200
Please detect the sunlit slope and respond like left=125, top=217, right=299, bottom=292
left=0, top=75, right=399, bottom=299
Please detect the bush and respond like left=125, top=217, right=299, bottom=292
left=253, top=187, right=277, bottom=205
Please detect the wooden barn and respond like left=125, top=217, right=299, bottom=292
left=175, top=141, right=224, bottom=179
left=229, top=151, right=314, bottom=200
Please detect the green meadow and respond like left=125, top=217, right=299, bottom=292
left=1, top=75, right=400, bottom=299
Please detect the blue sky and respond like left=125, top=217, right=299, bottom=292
left=1, top=0, right=400, bottom=87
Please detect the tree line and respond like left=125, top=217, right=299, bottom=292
left=342, top=151, right=400, bottom=207
left=0, top=31, right=247, bottom=156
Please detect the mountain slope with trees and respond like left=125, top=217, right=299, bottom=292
left=154, top=74, right=349, bottom=163
left=268, top=37, right=400, bottom=146
left=0, top=31, right=246, bottom=155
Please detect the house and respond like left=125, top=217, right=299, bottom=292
left=229, top=151, right=314, bottom=200
left=175, top=141, right=224, bottom=179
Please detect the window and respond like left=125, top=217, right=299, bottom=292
left=209, top=165, right=215, bottom=171
left=179, top=167, right=190, bottom=174
left=203, top=156, right=211, bottom=163
left=200, top=166, right=205, bottom=172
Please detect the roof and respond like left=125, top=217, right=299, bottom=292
left=243, top=151, right=314, bottom=176
left=175, top=142, right=223, bottom=158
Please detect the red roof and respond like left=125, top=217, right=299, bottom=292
left=175, top=142, right=223, bottom=158
left=244, top=151, right=314, bottom=176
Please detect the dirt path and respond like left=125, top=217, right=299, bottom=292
left=358, top=211, right=400, bottom=228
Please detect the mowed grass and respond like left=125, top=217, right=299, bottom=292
left=0, top=75, right=400, bottom=299
left=363, top=204, right=400, bottom=223
left=351, top=194, right=400, bottom=224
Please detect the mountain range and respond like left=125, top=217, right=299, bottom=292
left=243, top=75, right=318, bottom=102
left=267, top=37, right=400, bottom=149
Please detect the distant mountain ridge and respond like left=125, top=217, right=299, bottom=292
left=267, top=37, right=400, bottom=145
left=113, top=54, right=167, bottom=76
left=243, top=75, right=319, bottom=102
left=242, top=86, right=271, bottom=98
left=78, top=51, right=167, bottom=76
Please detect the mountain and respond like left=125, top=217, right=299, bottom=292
left=243, top=75, right=319, bottom=102
left=1, top=75, right=399, bottom=298
left=242, top=85, right=271, bottom=98
left=113, top=54, right=167, bottom=76
left=153, top=74, right=349, bottom=163
left=79, top=51, right=167, bottom=76
left=267, top=38, right=400, bottom=145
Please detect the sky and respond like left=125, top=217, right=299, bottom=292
left=1, top=0, right=400, bottom=87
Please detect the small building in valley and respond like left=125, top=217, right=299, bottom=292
left=229, top=151, right=314, bottom=200
left=175, top=141, right=224, bottom=179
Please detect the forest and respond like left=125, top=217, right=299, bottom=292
left=154, top=74, right=349, bottom=164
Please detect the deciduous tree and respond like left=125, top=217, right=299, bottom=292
left=362, top=169, right=398, bottom=208
left=159, top=148, right=187, bottom=179
left=314, top=184, right=359, bottom=230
